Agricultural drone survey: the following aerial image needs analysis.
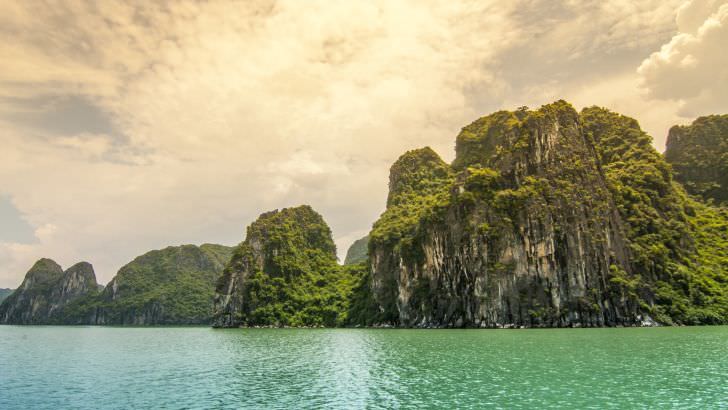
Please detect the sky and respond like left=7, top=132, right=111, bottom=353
left=1, top=0, right=727, bottom=287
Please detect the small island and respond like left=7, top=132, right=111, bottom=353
left=2, top=102, right=726, bottom=328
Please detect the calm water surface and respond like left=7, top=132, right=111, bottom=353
left=1, top=326, right=727, bottom=409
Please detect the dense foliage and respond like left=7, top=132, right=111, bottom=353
left=215, top=205, right=366, bottom=327
left=362, top=101, right=727, bottom=326
left=62, top=244, right=233, bottom=324
left=370, top=147, right=453, bottom=250
left=582, top=107, right=727, bottom=324
left=0, top=259, right=98, bottom=324
left=664, top=114, right=728, bottom=205
left=5, top=103, right=725, bottom=328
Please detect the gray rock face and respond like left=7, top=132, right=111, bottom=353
left=367, top=102, right=643, bottom=328
left=0, top=259, right=98, bottom=324
left=49, top=262, right=98, bottom=316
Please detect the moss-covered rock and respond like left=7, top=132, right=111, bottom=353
left=664, top=114, right=728, bottom=205
left=0, top=259, right=99, bottom=324
left=84, top=244, right=234, bottom=325
left=213, top=205, right=363, bottom=327
left=361, top=101, right=728, bottom=327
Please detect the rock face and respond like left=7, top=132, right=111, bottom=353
left=344, top=235, right=369, bottom=265
left=363, top=101, right=728, bottom=327
left=0, top=259, right=98, bottom=324
left=214, top=205, right=359, bottom=327
left=665, top=114, right=728, bottom=205
left=0, top=244, right=234, bottom=325
left=83, top=244, right=233, bottom=325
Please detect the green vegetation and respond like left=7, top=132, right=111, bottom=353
left=664, top=114, right=728, bottom=205
left=364, top=101, right=727, bottom=327
left=344, top=235, right=369, bottom=265
left=370, top=147, right=453, bottom=254
left=215, top=205, right=367, bottom=327
left=0, top=259, right=99, bottom=324
left=0, top=259, right=65, bottom=323
left=582, top=107, right=727, bottom=324
left=15, top=258, right=64, bottom=292
left=452, top=110, right=523, bottom=170
left=4, top=102, right=726, bottom=328
left=62, top=244, right=233, bottom=325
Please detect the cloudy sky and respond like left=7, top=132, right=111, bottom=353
left=1, top=0, right=726, bottom=287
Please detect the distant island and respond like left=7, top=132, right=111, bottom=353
left=2, top=101, right=726, bottom=327
left=0, top=288, right=12, bottom=304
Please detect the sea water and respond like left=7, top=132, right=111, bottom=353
left=1, top=326, right=726, bottom=409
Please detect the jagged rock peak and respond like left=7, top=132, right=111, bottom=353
left=54, top=262, right=98, bottom=305
left=452, top=100, right=584, bottom=171
left=387, top=147, right=453, bottom=207
left=21, top=258, right=64, bottom=288
left=244, top=205, right=337, bottom=259
left=0, top=259, right=98, bottom=324
left=64, top=262, right=96, bottom=281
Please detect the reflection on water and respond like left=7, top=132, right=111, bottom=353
left=1, top=326, right=727, bottom=409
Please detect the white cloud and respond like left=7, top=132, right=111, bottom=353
left=0, top=1, right=699, bottom=287
left=638, top=1, right=728, bottom=116
left=0, top=1, right=522, bottom=285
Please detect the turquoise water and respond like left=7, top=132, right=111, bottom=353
left=1, top=326, right=727, bottom=409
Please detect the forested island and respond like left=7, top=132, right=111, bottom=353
left=2, top=101, right=726, bottom=327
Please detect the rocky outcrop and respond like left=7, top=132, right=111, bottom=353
left=364, top=101, right=727, bottom=328
left=0, top=244, right=234, bottom=325
left=214, top=205, right=358, bottom=327
left=344, top=235, right=369, bottom=265
left=665, top=114, right=728, bottom=205
left=368, top=102, right=639, bottom=327
left=0, top=259, right=98, bottom=324
left=85, top=244, right=233, bottom=325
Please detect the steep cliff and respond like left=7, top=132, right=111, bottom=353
left=664, top=114, right=728, bottom=205
left=344, top=235, right=369, bottom=265
left=214, top=205, right=361, bottom=327
left=363, top=101, right=727, bottom=327
left=0, top=259, right=99, bottom=324
left=70, top=244, right=234, bottom=325
left=581, top=107, right=728, bottom=324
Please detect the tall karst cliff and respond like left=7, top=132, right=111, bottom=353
left=664, top=114, right=728, bottom=205
left=214, top=205, right=362, bottom=327
left=363, top=101, right=727, bottom=328
left=0, top=259, right=99, bottom=324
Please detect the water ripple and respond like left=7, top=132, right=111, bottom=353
left=0, top=326, right=727, bottom=409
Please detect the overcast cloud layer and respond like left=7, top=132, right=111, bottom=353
left=1, top=0, right=726, bottom=286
